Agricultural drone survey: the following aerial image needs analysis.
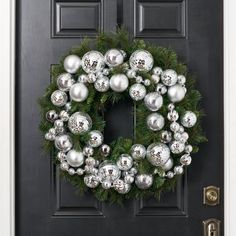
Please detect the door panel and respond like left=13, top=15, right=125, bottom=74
left=15, top=0, right=223, bottom=235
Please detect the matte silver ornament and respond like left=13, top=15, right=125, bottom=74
left=144, top=92, right=163, bottom=111
left=167, top=84, right=186, bottom=103
left=81, top=51, right=105, bottom=73
left=116, top=154, right=133, bottom=171
left=180, top=154, right=192, bottom=166
left=129, top=83, right=146, bottom=101
left=94, top=76, right=110, bottom=92
left=88, top=130, right=103, bottom=147
left=130, top=144, right=146, bottom=160
left=110, top=74, right=129, bottom=92
left=160, top=130, right=172, bottom=143
left=146, top=143, right=170, bottom=166
left=68, top=112, right=92, bottom=134
left=83, top=145, right=94, bottom=157
left=135, top=174, right=153, bottom=190
left=68, top=168, right=75, bottom=175
left=69, top=83, right=89, bottom=102
left=54, top=134, right=73, bottom=152
left=146, top=113, right=165, bottom=131
left=126, top=69, right=136, bottom=78
left=63, top=55, right=81, bottom=74
left=161, top=158, right=173, bottom=171
left=104, top=49, right=124, bottom=67
left=181, top=111, right=197, bottom=128
left=46, top=110, right=58, bottom=122
left=100, top=144, right=111, bottom=157
left=66, top=150, right=84, bottom=167
left=129, top=50, right=154, bottom=71
left=151, top=74, right=160, bottom=84
left=174, top=166, right=184, bottom=175
left=124, top=175, right=134, bottom=184
left=153, top=67, right=163, bottom=76
left=170, top=141, right=185, bottom=154
left=51, top=90, right=68, bottom=107
left=161, top=69, right=178, bottom=86
left=84, top=174, right=99, bottom=188
left=57, top=73, right=74, bottom=91
left=98, top=161, right=121, bottom=183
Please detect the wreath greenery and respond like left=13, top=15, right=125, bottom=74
left=39, top=29, right=207, bottom=204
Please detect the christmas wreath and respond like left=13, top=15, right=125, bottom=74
left=39, top=29, right=207, bottom=204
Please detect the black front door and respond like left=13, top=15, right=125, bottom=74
left=15, top=0, right=224, bottom=235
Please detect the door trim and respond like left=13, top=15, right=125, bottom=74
left=0, top=0, right=235, bottom=235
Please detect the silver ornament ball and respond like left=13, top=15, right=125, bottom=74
left=60, top=162, right=69, bottom=171
left=116, top=154, right=133, bottom=171
left=124, top=175, right=134, bottom=184
left=151, top=74, right=160, bottom=84
left=177, top=75, right=186, bottom=85
left=161, top=69, right=178, bottom=86
left=167, top=84, right=186, bottom=103
left=88, top=130, right=103, bottom=147
left=46, top=110, right=58, bottom=122
left=59, top=110, right=69, bottom=122
left=98, top=161, right=121, bottom=183
left=167, top=110, right=179, bottom=122
left=66, top=150, right=84, bottom=167
left=64, top=55, right=81, bottom=74
left=84, top=174, right=99, bottom=188
left=100, top=144, right=111, bottom=157
left=160, top=130, right=172, bottom=143
left=156, top=83, right=167, bottom=95
left=68, top=168, right=75, bottom=176
left=153, top=67, right=163, bottom=76
left=104, top=49, right=124, bottom=67
left=57, top=73, right=74, bottom=91
left=55, top=134, right=73, bottom=152
left=51, top=90, right=68, bottom=107
left=130, top=144, right=146, bottom=160
left=181, top=111, right=197, bottom=128
left=87, top=73, right=97, bottom=83
left=110, top=74, right=129, bottom=92
left=76, top=168, right=85, bottom=175
left=146, top=113, right=165, bottom=131
left=83, top=145, right=94, bottom=157
left=129, top=83, right=146, bottom=101
left=170, top=141, right=185, bottom=154
left=174, top=166, right=184, bottom=175
left=78, top=74, right=88, bottom=83
left=135, top=174, right=153, bottom=190
left=144, top=92, right=163, bottom=111
left=94, top=76, right=110, bottom=92
left=161, top=158, right=173, bottom=171
left=180, top=154, right=192, bottom=166
left=101, top=181, right=112, bottom=189
left=69, top=83, right=89, bottom=102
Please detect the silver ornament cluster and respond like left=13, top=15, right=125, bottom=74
left=44, top=48, right=198, bottom=193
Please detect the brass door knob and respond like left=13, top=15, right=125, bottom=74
left=203, top=186, right=220, bottom=206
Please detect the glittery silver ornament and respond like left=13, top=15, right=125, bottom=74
left=124, top=175, right=134, bottom=184
left=101, top=181, right=112, bottom=189
left=116, top=154, right=133, bottom=171
left=51, top=90, right=68, bottom=107
left=100, top=144, right=111, bottom=157
left=177, top=75, right=186, bottom=85
left=153, top=67, right=163, bottom=76
left=170, top=141, right=185, bottom=154
left=94, top=76, right=110, bottom=92
left=68, top=168, right=75, bottom=175
left=151, top=74, right=160, bottom=84
left=83, top=145, right=94, bottom=157
left=98, top=161, right=121, bottom=183
left=110, top=74, right=129, bottom=92
left=146, top=113, right=165, bottom=131
left=88, top=130, right=103, bottom=147
left=78, top=74, right=88, bottom=83
left=180, top=154, right=192, bottom=166
left=160, top=130, right=172, bottom=143
left=170, top=122, right=180, bottom=132
left=57, top=73, right=74, bottom=91
left=87, top=73, right=97, bottom=83
left=130, top=144, right=146, bottom=160
left=181, top=111, right=197, bottom=128
left=66, top=150, right=84, bottom=167
left=69, top=83, right=89, bottom=102
left=63, top=55, right=81, bottom=74
left=168, top=84, right=186, bottom=103
left=81, top=51, right=105, bottom=73
left=161, top=69, right=178, bottom=86
left=129, top=50, right=154, bottom=71
left=129, top=83, right=146, bottom=101
left=76, top=168, right=85, bottom=175
left=126, top=69, right=136, bottom=78
left=60, top=162, right=69, bottom=171
left=54, top=134, right=73, bottom=152
left=104, top=49, right=124, bottom=67
left=156, top=83, right=167, bottom=95
left=166, top=171, right=174, bottom=179
left=59, top=110, right=69, bottom=122
left=68, top=112, right=92, bottom=134
left=167, top=110, right=179, bottom=122
left=46, top=110, right=58, bottom=122
left=161, top=158, right=173, bottom=171
left=135, top=174, right=153, bottom=190
left=174, top=166, right=184, bottom=175
left=84, top=174, right=99, bottom=188
left=144, top=92, right=163, bottom=111
left=146, top=143, right=170, bottom=166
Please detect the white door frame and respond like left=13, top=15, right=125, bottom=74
left=0, top=0, right=235, bottom=235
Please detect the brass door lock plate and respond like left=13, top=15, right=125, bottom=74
left=203, top=218, right=221, bottom=236
left=203, top=186, right=220, bottom=206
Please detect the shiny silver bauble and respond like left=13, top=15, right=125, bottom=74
left=174, top=166, right=184, bottom=175
left=151, top=74, right=160, bottom=84
left=160, top=130, right=172, bottom=143
left=63, top=55, right=81, bottom=74
left=185, top=144, right=193, bottom=153
left=100, top=144, right=111, bottom=157
left=126, top=69, right=136, bottom=78
left=129, top=167, right=138, bottom=175
left=83, top=145, right=94, bottom=157
left=98, top=161, right=121, bottom=183
left=130, top=144, right=146, bottom=160
left=129, top=83, right=146, bottom=101
left=167, top=110, right=179, bottom=122
left=57, top=151, right=66, bottom=162
left=68, top=112, right=92, bottom=134
left=161, top=158, right=173, bottom=171
left=59, top=110, right=69, bottom=122
left=68, top=168, right=75, bottom=176
left=144, top=79, right=151, bottom=86
left=78, top=74, right=88, bottom=83
left=115, top=181, right=131, bottom=194
left=84, top=174, right=99, bottom=188
left=88, top=130, right=103, bottom=147
left=170, top=122, right=180, bottom=132
left=124, top=175, right=134, bottom=184
left=146, top=113, right=165, bottom=131
left=45, top=133, right=55, bottom=141
left=66, top=150, right=84, bottom=167
left=51, top=90, right=68, bottom=107
left=180, top=154, right=192, bottom=166
left=81, top=51, right=104, bottom=73
left=60, top=162, right=69, bottom=171
left=181, top=111, right=197, bottom=128
left=144, top=92, right=163, bottom=111
left=116, top=154, right=133, bottom=171
left=153, top=67, right=163, bottom=76
left=135, top=174, right=153, bottom=190
left=54, top=119, right=64, bottom=128
left=156, top=83, right=167, bottom=95
left=161, top=69, right=178, bottom=86
left=177, top=75, right=186, bottom=85
left=104, top=49, right=124, bottom=67
left=69, top=83, right=89, bottom=102
left=166, top=171, right=174, bottom=179
left=87, top=73, right=96, bottom=83
left=129, top=50, right=154, bottom=71
left=94, top=76, right=110, bottom=92
left=85, top=157, right=96, bottom=166
left=57, top=73, right=74, bottom=91
left=76, top=168, right=85, bottom=175
left=46, top=110, right=58, bottom=122
left=170, top=141, right=185, bottom=154
left=110, top=74, right=129, bottom=92
left=167, top=84, right=186, bottom=103
left=54, top=134, right=73, bottom=152
left=101, top=181, right=112, bottom=189
left=146, top=143, right=170, bottom=166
